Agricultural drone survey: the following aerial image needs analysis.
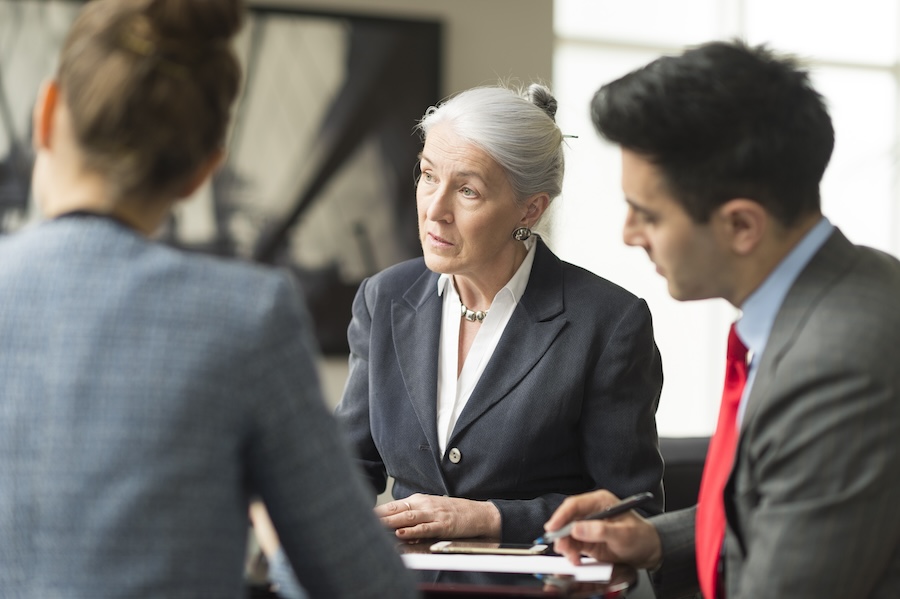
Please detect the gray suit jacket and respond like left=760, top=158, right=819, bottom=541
left=652, top=229, right=900, bottom=598
left=335, top=239, right=664, bottom=543
left=0, top=215, right=417, bottom=599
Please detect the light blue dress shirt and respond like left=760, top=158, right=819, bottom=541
left=735, top=217, right=834, bottom=425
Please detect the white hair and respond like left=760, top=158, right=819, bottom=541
left=417, top=84, right=565, bottom=208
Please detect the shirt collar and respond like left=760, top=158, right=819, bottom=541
left=437, top=236, right=537, bottom=304
left=736, top=217, right=833, bottom=360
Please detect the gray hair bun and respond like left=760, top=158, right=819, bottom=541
left=526, top=83, right=558, bottom=122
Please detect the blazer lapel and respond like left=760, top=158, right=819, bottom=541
left=726, top=229, right=858, bottom=550
left=448, top=240, right=567, bottom=443
left=392, top=268, right=444, bottom=460
left=740, top=229, right=857, bottom=429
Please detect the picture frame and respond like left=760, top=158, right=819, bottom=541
left=0, top=2, right=442, bottom=354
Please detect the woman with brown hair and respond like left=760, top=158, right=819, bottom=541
left=0, top=1, right=416, bottom=597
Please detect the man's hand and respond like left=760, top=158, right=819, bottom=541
left=544, top=489, right=663, bottom=569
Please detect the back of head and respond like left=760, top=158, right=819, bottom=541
left=57, top=0, right=244, bottom=201
left=591, top=40, right=834, bottom=226
left=418, top=83, right=565, bottom=207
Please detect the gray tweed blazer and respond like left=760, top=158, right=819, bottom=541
left=0, top=215, right=417, bottom=599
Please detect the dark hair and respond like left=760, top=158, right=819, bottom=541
left=57, top=0, right=244, bottom=201
left=591, top=40, right=834, bottom=226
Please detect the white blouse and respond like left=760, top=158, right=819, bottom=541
left=434, top=237, right=537, bottom=456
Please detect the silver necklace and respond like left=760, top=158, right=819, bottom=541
left=460, top=302, right=488, bottom=322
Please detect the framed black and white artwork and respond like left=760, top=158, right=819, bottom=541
left=0, top=2, right=442, bottom=354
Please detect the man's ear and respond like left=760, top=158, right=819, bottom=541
left=176, top=148, right=225, bottom=199
left=716, top=198, right=767, bottom=256
left=521, top=193, right=551, bottom=228
left=32, top=79, right=59, bottom=151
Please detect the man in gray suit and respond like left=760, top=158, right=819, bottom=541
left=544, top=40, right=900, bottom=598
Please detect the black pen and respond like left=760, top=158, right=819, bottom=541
left=534, top=491, right=655, bottom=545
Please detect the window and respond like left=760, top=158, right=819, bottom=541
left=553, top=0, right=900, bottom=435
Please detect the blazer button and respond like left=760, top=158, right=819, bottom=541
left=448, top=447, right=462, bottom=464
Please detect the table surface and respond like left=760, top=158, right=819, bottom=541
left=400, top=541, right=634, bottom=598
left=412, top=568, right=635, bottom=598
left=246, top=541, right=637, bottom=598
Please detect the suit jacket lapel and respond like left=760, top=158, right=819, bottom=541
left=740, top=229, right=857, bottom=429
left=448, top=240, right=567, bottom=443
left=726, top=229, right=859, bottom=550
left=393, top=267, right=444, bottom=461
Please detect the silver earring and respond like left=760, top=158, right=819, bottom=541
left=512, top=226, right=532, bottom=241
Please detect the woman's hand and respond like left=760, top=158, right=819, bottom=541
left=375, top=493, right=501, bottom=541
left=543, top=489, right=662, bottom=569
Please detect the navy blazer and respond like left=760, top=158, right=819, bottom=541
left=336, top=239, right=664, bottom=543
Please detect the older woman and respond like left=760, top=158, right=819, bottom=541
left=335, top=83, right=665, bottom=544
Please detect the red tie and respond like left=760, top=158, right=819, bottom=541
left=695, top=323, right=748, bottom=599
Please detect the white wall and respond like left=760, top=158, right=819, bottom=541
left=249, top=0, right=554, bottom=97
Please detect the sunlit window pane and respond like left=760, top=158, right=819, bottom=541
left=553, top=44, right=735, bottom=437
left=555, top=0, right=723, bottom=47
left=745, top=0, right=898, bottom=64
left=813, top=67, right=896, bottom=253
left=552, top=45, right=658, bottom=279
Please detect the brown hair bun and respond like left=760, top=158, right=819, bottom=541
left=146, top=0, right=243, bottom=41
left=56, top=0, right=244, bottom=201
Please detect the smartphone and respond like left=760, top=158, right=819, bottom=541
left=429, top=540, right=549, bottom=555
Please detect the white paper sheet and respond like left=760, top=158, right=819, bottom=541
left=401, top=552, right=613, bottom=582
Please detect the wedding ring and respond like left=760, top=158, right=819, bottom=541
left=404, top=501, right=412, bottom=512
